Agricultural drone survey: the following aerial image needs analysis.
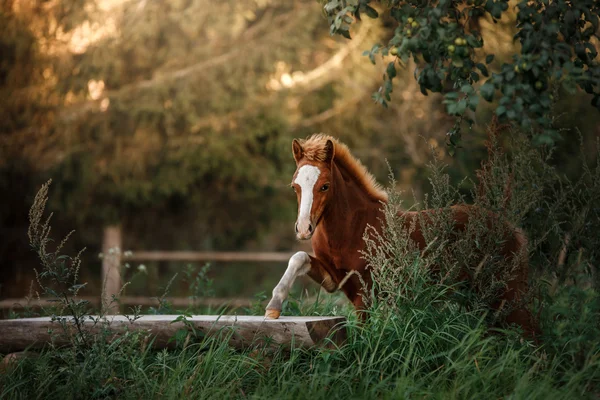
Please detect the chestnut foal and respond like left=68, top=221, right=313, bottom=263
left=265, top=134, right=537, bottom=337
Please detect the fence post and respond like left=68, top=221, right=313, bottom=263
left=101, top=225, right=122, bottom=314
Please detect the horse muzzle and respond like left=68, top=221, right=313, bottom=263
left=295, top=220, right=314, bottom=240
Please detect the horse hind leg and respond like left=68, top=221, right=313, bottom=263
left=351, top=293, right=369, bottom=322
left=504, top=305, right=539, bottom=340
left=511, top=232, right=540, bottom=340
left=496, top=228, right=540, bottom=340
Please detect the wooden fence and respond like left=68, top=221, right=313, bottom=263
left=0, top=225, right=299, bottom=313
left=127, top=251, right=293, bottom=263
left=0, top=250, right=295, bottom=311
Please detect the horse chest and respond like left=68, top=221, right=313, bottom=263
left=314, top=240, right=365, bottom=273
left=314, top=219, right=370, bottom=273
left=332, top=253, right=365, bottom=271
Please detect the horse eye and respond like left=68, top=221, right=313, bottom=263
left=320, top=184, right=330, bottom=192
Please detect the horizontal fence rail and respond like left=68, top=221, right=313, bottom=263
left=1, top=251, right=302, bottom=313
left=0, top=296, right=255, bottom=310
left=126, top=251, right=294, bottom=263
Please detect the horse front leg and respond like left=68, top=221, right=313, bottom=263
left=350, top=291, right=369, bottom=322
left=265, top=252, right=336, bottom=319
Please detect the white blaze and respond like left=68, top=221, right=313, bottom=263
left=294, top=165, right=320, bottom=230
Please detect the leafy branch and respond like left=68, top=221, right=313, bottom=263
left=324, top=0, right=600, bottom=145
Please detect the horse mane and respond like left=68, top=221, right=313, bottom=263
left=298, top=133, right=388, bottom=202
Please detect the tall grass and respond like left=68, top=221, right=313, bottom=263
left=1, top=128, right=599, bottom=399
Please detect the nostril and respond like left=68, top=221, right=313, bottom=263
left=295, top=223, right=299, bottom=233
left=308, top=224, right=313, bottom=233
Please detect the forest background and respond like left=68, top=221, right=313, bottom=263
left=1, top=0, right=598, bottom=304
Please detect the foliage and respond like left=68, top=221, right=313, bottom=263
left=0, top=1, right=340, bottom=256
left=361, top=124, right=600, bottom=373
left=363, top=131, right=537, bottom=330
left=3, top=1, right=600, bottom=301
left=0, top=0, right=368, bottom=296
left=27, top=179, right=97, bottom=348
left=182, top=263, right=215, bottom=300
left=0, top=0, right=379, bottom=231
left=323, top=0, right=600, bottom=145
left=3, top=130, right=600, bottom=399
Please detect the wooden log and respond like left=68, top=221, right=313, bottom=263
left=101, top=225, right=122, bottom=314
left=126, top=251, right=294, bottom=263
left=0, top=315, right=347, bottom=352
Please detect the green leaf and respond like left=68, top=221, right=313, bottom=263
left=476, top=63, right=489, bottom=77
left=383, top=79, right=393, bottom=101
left=446, top=101, right=457, bottom=115
left=455, top=99, right=467, bottom=115
left=480, top=82, right=495, bottom=102
left=485, top=54, right=495, bottom=64
left=69, top=283, right=87, bottom=292
left=171, top=316, right=183, bottom=323
left=340, top=29, right=352, bottom=39
left=372, top=91, right=388, bottom=108
left=386, top=62, right=397, bottom=79
left=168, top=328, right=189, bottom=345
left=468, top=94, right=480, bottom=111
left=363, top=5, right=379, bottom=19
left=460, top=84, right=474, bottom=94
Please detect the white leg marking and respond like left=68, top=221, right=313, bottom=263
left=265, top=251, right=311, bottom=317
left=295, top=165, right=320, bottom=233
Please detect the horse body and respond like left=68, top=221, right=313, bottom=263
left=265, top=134, right=536, bottom=338
left=307, top=155, right=383, bottom=311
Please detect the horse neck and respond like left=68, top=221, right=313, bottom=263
left=319, top=162, right=383, bottom=241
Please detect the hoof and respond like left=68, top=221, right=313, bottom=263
left=265, top=309, right=281, bottom=319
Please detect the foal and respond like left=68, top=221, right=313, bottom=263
left=265, top=134, right=537, bottom=337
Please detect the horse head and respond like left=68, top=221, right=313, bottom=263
left=290, top=138, right=335, bottom=240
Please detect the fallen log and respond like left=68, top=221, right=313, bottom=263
left=0, top=315, right=347, bottom=352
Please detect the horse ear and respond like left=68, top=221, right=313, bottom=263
left=324, top=139, right=335, bottom=164
left=292, top=139, right=304, bottom=163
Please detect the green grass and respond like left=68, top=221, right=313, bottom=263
left=2, top=280, right=599, bottom=400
